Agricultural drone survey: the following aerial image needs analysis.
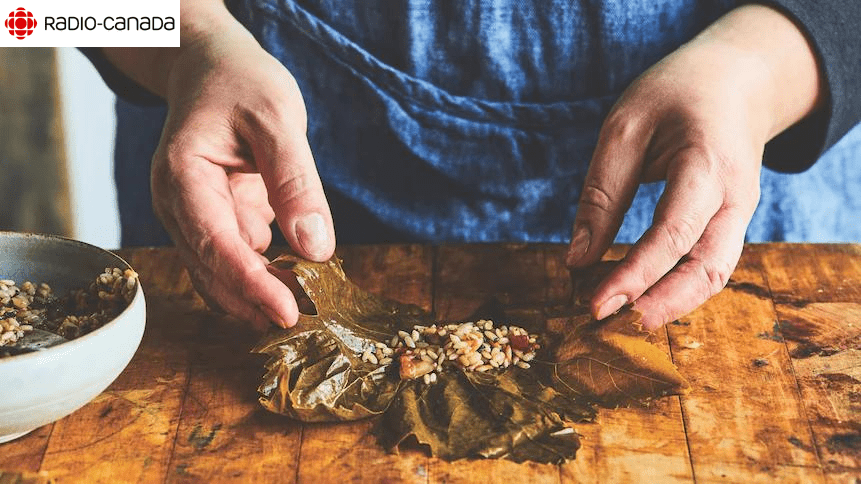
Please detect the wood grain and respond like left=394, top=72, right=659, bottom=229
left=0, top=424, right=53, bottom=473
left=667, top=247, right=825, bottom=482
left=2, top=244, right=859, bottom=483
left=0, top=470, right=55, bottom=484
left=765, top=244, right=861, bottom=479
left=759, top=244, right=861, bottom=304
left=164, top=306, right=298, bottom=483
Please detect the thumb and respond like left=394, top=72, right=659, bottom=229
left=236, top=106, right=336, bottom=262
left=566, top=116, right=648, bottom=268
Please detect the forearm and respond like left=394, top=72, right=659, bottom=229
left=101, top=0, right=243, bottom=98
left=690, top=3, right=825, bottom=141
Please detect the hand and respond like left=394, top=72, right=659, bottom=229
left=148, top=17, right=335, bottom=329
left=566, top=5, right=824, bottom=329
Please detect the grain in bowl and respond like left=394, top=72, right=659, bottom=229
left=0, top=267, right=139, bottom=355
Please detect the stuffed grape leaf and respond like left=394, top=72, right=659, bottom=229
left=254, top=254, right=689, bottom=462
left=254, top=255, right=432, bottom=421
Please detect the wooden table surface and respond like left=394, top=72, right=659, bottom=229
left=1, top=244, right=860, bottom=483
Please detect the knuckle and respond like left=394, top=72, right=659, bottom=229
left=579, top=184, right=615, bottom=214
left=601, top=109, right=645, bottom=142
left=658, top=218, right=700, bottom=258
left=269, top=172, right=315, bottom=209
left=238, top=89, right=307, bottom=138
left=194, top=230, right=223, bottom=270
left=237, top=106, right=278, bottom=145
left=674, top=145, right=722, bottom=179
left=194, top=229, right=251, bottom=278
left=701, top=259, right=734, bottom=296
left=679, top=256, right=734, bottom=301
left=234, top=100, right=310, bottom=165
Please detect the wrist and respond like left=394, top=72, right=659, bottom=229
left=692, top=4, right=824, bottom=142
left=675, top=37, right=777, bottom=147
left=103, top=0, right=246, bottom=99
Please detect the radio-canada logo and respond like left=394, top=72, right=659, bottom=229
left=5, top=8, right=37, bottom=39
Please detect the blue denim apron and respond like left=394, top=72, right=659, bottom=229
left=114, top=0, right=861, bottom=246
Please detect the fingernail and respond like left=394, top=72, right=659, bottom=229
left=295, top=213, right=330, bottom=260
left=261, top=305, right=288, bottom=328
left=595, top=294, right=628, bottom=320
left=566, top=225, right=591, bottom=267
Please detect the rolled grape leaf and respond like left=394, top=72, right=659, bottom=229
left=254, top=254, right=689, bottom=462
left=254, top=254, right=433, bottom=421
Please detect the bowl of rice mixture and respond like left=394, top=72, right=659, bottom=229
left=0, top=232, right=145, bottom=443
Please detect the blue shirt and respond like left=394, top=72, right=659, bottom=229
left=109, top=0, right=861, bottom=246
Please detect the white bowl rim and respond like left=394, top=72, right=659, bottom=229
left=0, top=231, right=145, bottom=364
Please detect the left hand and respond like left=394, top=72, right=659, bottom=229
left=565, top=4, right=824, bottom=329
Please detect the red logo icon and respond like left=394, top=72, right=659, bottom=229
left=5, top=8, right=37, bottom=39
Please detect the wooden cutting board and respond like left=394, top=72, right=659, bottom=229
left=0, top=244, right=859, bottom=483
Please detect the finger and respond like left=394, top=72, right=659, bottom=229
left=163, top=157, right=300, bottom=327
left=566, top=112, right=652, bottom=268
left=632, top=205, right=748, bottom=329
left=186, top=263, right=272, bottom=333
left=158, top=207, right=291, bottom=331
left=590, top=149, right=724, bottom=320
left=229, top=173, right=275, bottom=253
left=234, top=103, right=335, bottom=262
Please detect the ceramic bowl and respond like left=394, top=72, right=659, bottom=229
left=0, top=232, right=145, bottom=443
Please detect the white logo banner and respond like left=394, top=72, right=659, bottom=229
left=1, top=0, right=179, bottom=47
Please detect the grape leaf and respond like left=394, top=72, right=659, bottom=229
left=377, top=360, right=594, bottom=463
left=545, top=261, right=690, bottom=405
left=253, top=255, right=689, bottom=462
left=547, top=309, right=690, bottom=406
left=254, top=255, right=432, bottom=421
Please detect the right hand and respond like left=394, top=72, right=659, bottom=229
left=150, top=18, right=335, bottom=329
